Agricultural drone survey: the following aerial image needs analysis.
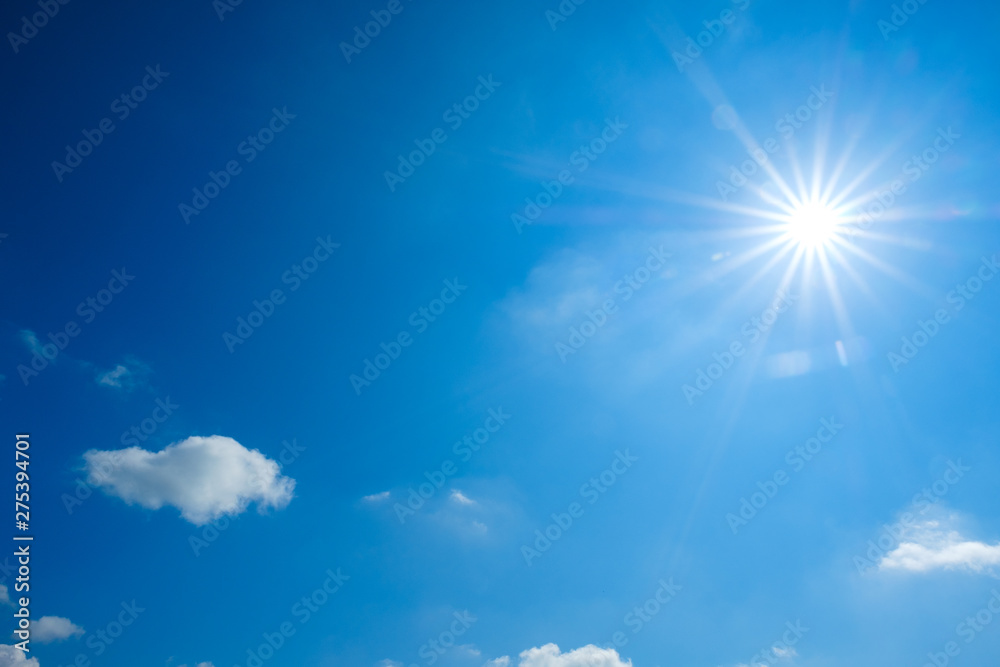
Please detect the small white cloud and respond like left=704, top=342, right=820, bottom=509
left=0, top=645, right=39, bottom=666
left=491, top=643, right=631, bottom=667
left=879, top=519, right=1000, bottom=574
left=31, top=616, right=84, bottom=643
left=771, top=646, right=798, bottom=659
left=0, top=585, right=10, bottom=606
left=97, top=364, right=131, bottom=388
left=471, top=520, right=488, bottom=534
left=451, top=490, right=476, bottom=505
left=363, top=491, right=391, bottom=503
left=94, top=356, right=151, bottom=392
left=84, top=435, right=296, bottom=525
left=377, top=661, right=404, bottom=667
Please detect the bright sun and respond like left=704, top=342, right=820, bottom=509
left=786, top=202, right=842, bottom=248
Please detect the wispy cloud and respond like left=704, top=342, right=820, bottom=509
left=450, top=490, right=476, bottom=505
left=93, top=355, right=152, bottom=392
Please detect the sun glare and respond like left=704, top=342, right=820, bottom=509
left=786, top=201, right=841, bottom=248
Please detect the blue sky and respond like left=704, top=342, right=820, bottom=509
left=2, top=0, right=1000, bottom=666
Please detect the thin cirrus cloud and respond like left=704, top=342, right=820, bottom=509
left=879, top=518, right=1000, bottom=574
left=18, top=328, right=152, bottom=392
left=83, top=435, right=296, bottom=526
left=30, top=616, right=85, bottom=643
left=487, top=644, right=632, bottom=667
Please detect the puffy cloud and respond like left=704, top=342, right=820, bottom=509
left=0, top=645, right=39, bottom=666
left=84, top=435, right=295, bottom=525
left=879, top=519, right=1000, bottom=574
left=490, top=644, right=631, bottom=667
left=362, top=491, right=391, bottom=503
left=31, top=616, right=84, bottom=643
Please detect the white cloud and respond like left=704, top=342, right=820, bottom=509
left=93, top=356, right=151, bottom=392
left=879, top=519, right=1000, bottom=574
left=0, top=585, right=10, bottom=606
left=31, top=616, right=84, bottom=643
left=97, top=364, right=132, bottom=388
left=177, top=663, right=214, bottom=667
left=451, top=490, right=476, bottom=505
left=0, top=645, right=39, bottom=666
left=377, top=661, right=404, bottom=667
left=363, top=491, right=391, bottom=503
left=490, top=644, right=631, bottom=667
left=84, top=435, right=296, bottom=525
